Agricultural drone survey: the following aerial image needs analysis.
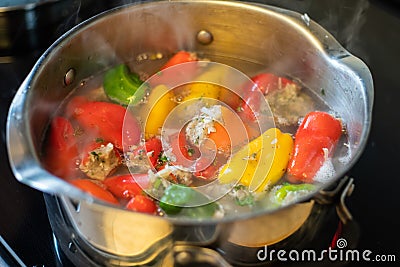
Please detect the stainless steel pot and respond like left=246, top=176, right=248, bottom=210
left=6, top=0, right=373, bottom=266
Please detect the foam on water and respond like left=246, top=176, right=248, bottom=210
left=313, top=158, right=336, bottom=183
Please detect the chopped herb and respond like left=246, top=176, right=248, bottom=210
left=187, top=148, right=195, bottom=157
left=74, top=127, right=84, bottom=137
left=234, top=184, right=246, bottom=190
left=153, top=177, right=162, bottom=189
left=90, top=151, right=100, bottom=161
left=321, top=88, right=325, bottom=96
left=236, top=191, right=254, bottom=206
left=236, top=193, right=254, bottom=206
left=232, top=185, right=255, bottom=206
left=95, top=137, right=104, bottom=143
left=159, top=154, right=169, bottom=163
left=274, top=183, right=315, bottom=203
left=243, top=152, right=258, bottom=161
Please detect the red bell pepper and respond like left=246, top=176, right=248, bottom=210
left=103, top=173, right=149, bottom=199
left=149, top=51, right=199, bottom=87
left=168, top=130, right=195, bottom=165
left=44, top=116, right=79, bottom=179
left=70, top=179, right=119, bottom=204
left=194, top=160, right=218, bottom=180
left=71, top=101, right=141, bottom=151
left=161, top=51, right=198, bottom=70
left=287, top=111, right=342, bottom=183
left=65, top=95, right=88, bottom=118
left=194, top=152, right=227, bottom=180
left=126, top=194, right=157, bottom=214
left=145, top=137, right=162, bottom=167
left=129, top=137, right=163, bottom=168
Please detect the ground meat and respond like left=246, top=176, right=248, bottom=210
left=125, top=146, right=153, bottom=173
left=155, top=165, right=193, bottom=186
left=266, top=82, right=315, bottom=126
left=79, top=143, right=120, bottom=180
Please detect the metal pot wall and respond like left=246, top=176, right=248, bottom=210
left=6, top=0, right=373, bottom=266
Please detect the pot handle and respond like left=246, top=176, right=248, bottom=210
left=315, top=176, right=360, bottom=249
left=330, top=176, right=360, bottom=249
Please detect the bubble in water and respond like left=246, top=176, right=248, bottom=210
left=313, top=158, right=336, bottom=183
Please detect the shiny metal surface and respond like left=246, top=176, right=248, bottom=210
left=6, top=0, right=373, bottom=265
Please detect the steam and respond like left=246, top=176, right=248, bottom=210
left=340, top=0, right=369, bottom=51
left=55, top=0, right=82, bottom=35
left=318, top=0, right=370, bottom=59
left=261, top=0, right=370, bottom=60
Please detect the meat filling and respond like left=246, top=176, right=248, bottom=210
left=79, top=143, right=120, bottom=180
left=266, top=82, right=315, bottom=126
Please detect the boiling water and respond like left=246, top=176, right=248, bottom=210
left=45, top=51, right=351, bottom=218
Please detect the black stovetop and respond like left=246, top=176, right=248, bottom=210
left=1, top=1, right=399, bottom=266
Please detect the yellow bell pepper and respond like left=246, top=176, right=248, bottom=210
left=218, top=128, right=293, bottom=192
left=182, top=64, right=229, bottom=101
left=143, top=85, right=177, bottom=138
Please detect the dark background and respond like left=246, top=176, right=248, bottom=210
left=1, top=0, right=399, bottom=266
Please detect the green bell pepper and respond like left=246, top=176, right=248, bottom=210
left=273, top=183, right=315, bottom=203
left=159, top=184, right=218, bottom=218
left=103, top=64, right=144, bottom=106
